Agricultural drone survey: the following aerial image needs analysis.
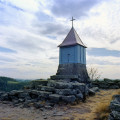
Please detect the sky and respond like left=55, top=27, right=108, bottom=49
left=0, top=0, right=120, bottom=79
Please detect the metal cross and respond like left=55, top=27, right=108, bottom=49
left=70, top=17, right=75, bottom=27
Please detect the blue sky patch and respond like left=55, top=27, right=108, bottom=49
left=87, top=48, right=120, bottom=57
left=0, top=46, right=16, bottom=53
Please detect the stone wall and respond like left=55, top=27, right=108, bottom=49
left=92, top=79, right=120, bottom=89
left=52, top=63, right=90, bottom=83
left=108, top=94, right=120, bottom=120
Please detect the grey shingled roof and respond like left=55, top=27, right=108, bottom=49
left=58, top=27, right=87, bottom=48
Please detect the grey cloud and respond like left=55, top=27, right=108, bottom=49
left=0, top=56, right=16, bottom=62
left=7, top=36, right=46, bottom=53
left=49, top=56, right=58, bottom=59
left=34, top=22, right=69, bottom=36
left=87, top=59, right=120, bottom=65
left=82, top=27, right=108, bottom=40
left=51, top=0, right=102, bottom=18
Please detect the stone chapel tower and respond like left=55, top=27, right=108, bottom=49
left=51, top=18, right=90, bottom=83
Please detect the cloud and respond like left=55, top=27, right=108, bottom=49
left=51, top=0, right=103, bottom=18
left=2, top=0, right=40, bottom=12
left=87, top=55, right=120, bottom=65
left=34, top=22, right=69, bottom=36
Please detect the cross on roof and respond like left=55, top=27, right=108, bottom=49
left=70, top=17, right=75, bottom=27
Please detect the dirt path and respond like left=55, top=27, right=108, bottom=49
left=62, top=89, right=120, bottom=120
left=0, top=89, right=119, bottom=120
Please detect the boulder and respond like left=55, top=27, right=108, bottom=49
left=113, top=95, right=120, bottom=102
left=47, top=81, right=72, bottom=89
left=18, top=92, right=29, bottom=99
left=39, top=86, right=55, bottom=92
left=34, top=102, right=44, bottom=109
left=29, top=90, right=39, bottom=99
left=88, top=89, right=95, bottom=96
left=18, top=98, right=25, bottom=103
left=62, top=95, right=76, bottom=103
left=0, top=91, right=5, bottom=97
left=9, top=90, right=23, bottom=96
left=76, top=93, right=83, bottom=100
left=110, top=99, right=120, bottom=112
left=49, top=94, right=62, bottom=103
left=90, top=87, right=99, bottom=92
left=109, top=85, right=119, bottom=89
left=72, top=83, right=85, bottom=89
left=108, top=111, right=120, bottom=120
left=38, top=91, right=52, bottom=99
left=56, top=89, right=77, bottom=95
left=0, top=93, right=9, bottom=101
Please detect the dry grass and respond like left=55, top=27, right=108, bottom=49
left=118, top=90, right=120, bottom=95
left=95, top=89, right=120, bottom=120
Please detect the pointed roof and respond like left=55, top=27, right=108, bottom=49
left=58, top=27, right=87, bottom=48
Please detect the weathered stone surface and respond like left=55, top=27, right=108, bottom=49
left=113, top=95, right=120, bottom=102
left=0, top=91, right=5, bottom=97
left=62, top=95, right=76, bottom=103
left=110, top=99, right=120, bottom=112
left=18, top=98, right=25, bottom=103
left=92, top=79, right=120, bottom=89
left=90, top=87, right=99, bottom=92
left=9, top=90, right=23, bottom=96
left=34, top=102, right=44, bottom=109
left=88, top=89, right=95, bottom=96
left=108, top=111, right=120, bottom=120
left=18, top=92, right=29, bottom=98
left=76, top=93, right=83, bottom=100
left=72, top=83, right=86, bottom=92
left=38, top=85, right=55, bottom=92
left=47, top=81, right=72, bottom=89
left=55, top=63, right=90, bottom=83
left=39, top=91, right=52, bottom=99
left=51, top=75, right=78, bottom=80
left=49, top=94, right=62, bottom=102
left=56, top=89, right=77, bottom=95
left=0, top=93, right=9, bottom=101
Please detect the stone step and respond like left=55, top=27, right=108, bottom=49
left=47, top=80, right=87, bottom=92
left=29, top=90, right=52, bottom=98
left=55, top=89, right=78, bottom=95
left=37, top=85, right=55, bottom=92
left=51, top=75, right=78, bottom=80
left=49, top=94, right=62, bottom=102
left=61, top=95, right=76, bottom=103
left=47, top=80, right=73, bottom=89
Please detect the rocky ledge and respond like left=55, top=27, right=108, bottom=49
left=92, top=79, right=120, bottom=89
left=0, top=79, right=98, bottom=109
left=108, top=94, right=120, bottom=120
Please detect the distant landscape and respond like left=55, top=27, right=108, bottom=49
left=0, top=76, right=31, bottom=92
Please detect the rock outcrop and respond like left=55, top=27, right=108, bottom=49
left=92, top=79, right=120, bottom=89
left=108, top=94, right=120, bottom=120
left=0, top=79, right=97, bottom=109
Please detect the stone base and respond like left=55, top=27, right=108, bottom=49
left=51, top=75, right=78, bottom=80
left=51, top=63, right=90, bottom=83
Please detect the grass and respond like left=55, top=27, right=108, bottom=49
left=95, top=89, right=120, bottom=120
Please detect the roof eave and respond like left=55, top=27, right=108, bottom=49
left=58, top=43, right=87, bottom=48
